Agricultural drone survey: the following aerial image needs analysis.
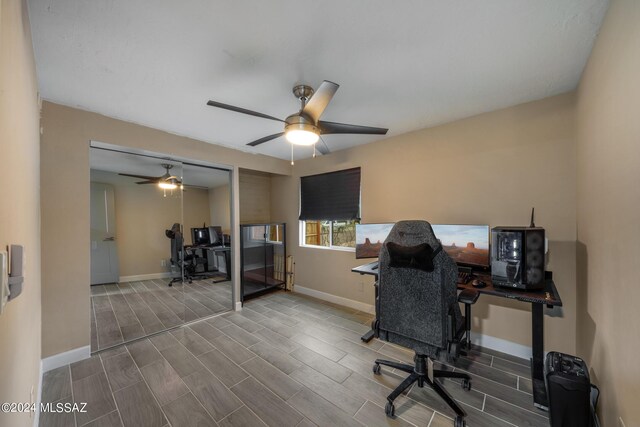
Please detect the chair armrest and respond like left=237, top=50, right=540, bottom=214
left=458, top=289, right=479, bottom=305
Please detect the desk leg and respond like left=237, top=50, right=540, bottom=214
left=225, top=251, right=231, bottom=281
left=531, top=303, right=548, bottom=410
left=361, top=281, right=378, bottom=343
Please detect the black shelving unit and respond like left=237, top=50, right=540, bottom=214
left=240, top=223, right=286, bottom=303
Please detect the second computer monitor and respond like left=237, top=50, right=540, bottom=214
left=432, top=224, right=490, bottom=268
left=355, top=223, right=395, bottom=259
left=192, top=227, right=210, bottom=246
left=208, top=226, right=222, bottom=245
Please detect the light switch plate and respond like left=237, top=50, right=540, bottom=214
left=0, top=251, right=8, bottom=315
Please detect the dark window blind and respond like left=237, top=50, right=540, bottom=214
left=299, top=167, right=361, bottom=221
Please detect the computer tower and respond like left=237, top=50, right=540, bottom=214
left=490, top=226, right=545, bottom=290
left=545, top=352, right=597, bottom=427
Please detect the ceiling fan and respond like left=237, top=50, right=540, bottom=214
left=206, top=80, right=388, bottom=155
left=119, top=164, right=182, bottom=190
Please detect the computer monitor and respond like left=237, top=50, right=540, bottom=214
left=191, top=227, right=210, bottom=246
left=208, top=226, right=222, bottom=245
left=355, top=223, right=395, bottom=259
left=432, top=224, right=490, bottom=268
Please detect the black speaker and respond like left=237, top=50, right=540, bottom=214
left=491, top=226, right=546, bottom=290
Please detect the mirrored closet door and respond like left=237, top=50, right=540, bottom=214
left=89, top=147, right=232, bottom=352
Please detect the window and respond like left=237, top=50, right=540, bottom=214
left=299, top=168, right=360, bottom=250
left=267, top=224, right=283, bottom=243
left=248, top=224, right=283, bottom=244
left=302, top=219, right=359, bottom=248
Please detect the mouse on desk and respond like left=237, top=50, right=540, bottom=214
left=471, top=279, right=487, bottom=288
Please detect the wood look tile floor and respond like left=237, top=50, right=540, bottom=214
left=91, top=279, right=233, bottom=351
left=44, top=291, right=549, bottom=427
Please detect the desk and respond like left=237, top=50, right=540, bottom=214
left=186, top=245, right=232, bottom=281
left=352, top=261, right=562, bottom=410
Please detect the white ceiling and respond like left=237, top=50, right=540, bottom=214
left=90, top=148, right=230, bottom=188
left=29, top=0, right=608, bottom=160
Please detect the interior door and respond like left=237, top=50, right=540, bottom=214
left=90, top=182, right=120, bottom=285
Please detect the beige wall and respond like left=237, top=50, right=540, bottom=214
left=183, top=188, right=212, bottom=246
left=271, top=93, right=577, bottom=354
left=209, top=185, right=231, bottom=234
left=0, top=1, right=42, bottom=426
left=91, top=170, right=211, bottom=277
left=576, top=0, right=640, bottom=425
left=41, top=102, right=290, bottom=358
left=240, top=169, right=272, bottom=224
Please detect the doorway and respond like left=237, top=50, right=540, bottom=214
left=89, top=146, right=232, bottom=352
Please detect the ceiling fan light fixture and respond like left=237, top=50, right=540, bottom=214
left=285, top=120, right=319, bottom=146
left=158, top=181, right=178, bottom=190
left=285, top=129, right=319, bottom=146
left=159, top=176, right=179, bottom=190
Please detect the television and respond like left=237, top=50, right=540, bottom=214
left=191, top=227, right=210, bottom=246
left=432, top=224, right=490, bottom=268
left=355, top=223, right=395, bottom=259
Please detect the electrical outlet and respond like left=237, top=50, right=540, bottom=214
left=619, top=417, right=626, bottom=427
left=161, top=259, right=166, bottom=267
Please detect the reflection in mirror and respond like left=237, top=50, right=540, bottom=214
left=89, top=147, right=233, bottom=353
left=89, top=148, right=184, bottom=351
left=181, top=163, right=233, bottom=321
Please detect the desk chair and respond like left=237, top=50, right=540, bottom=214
left=165, top=223, right=203, bottom=286
left=373, top=221, right=471, bottom=427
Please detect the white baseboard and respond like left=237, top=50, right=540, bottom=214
left=33, top=360, right=43, bottom=427
left=293, top=285, right=532, bottom=360
left=293, top=285, right=375, bottom=314
left=119, top=272, right=172, bottom=282
left=470, top=332, right=532, bottom=360
left=42, top=345, right=91, bottom=373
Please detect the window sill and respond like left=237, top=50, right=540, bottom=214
left=299, top=244, right=355, bottom=253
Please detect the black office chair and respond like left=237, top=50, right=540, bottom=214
left=373, top=221, right=471, bottom=427
left=165, top=223, right=201, bottom=286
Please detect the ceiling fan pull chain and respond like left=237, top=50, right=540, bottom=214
left=313, top=143, right=316, bottom=158
left=291, top=143, right=294, bottom=166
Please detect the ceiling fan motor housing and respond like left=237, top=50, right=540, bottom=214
left=285, top=113, right=318, bottom=133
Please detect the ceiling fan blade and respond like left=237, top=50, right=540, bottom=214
left=316, top=138, right=331, bottom=155
left=247, top=132, right=285, bottom=147
left=303, top=80, right=339, bottom=122
left=319, top=120, right=388, bottom=136
left=136, top=181, right=157, bottom=184
left=119, top=173, right=160, bottom=180
left=206, top=100, right=285, bottom=123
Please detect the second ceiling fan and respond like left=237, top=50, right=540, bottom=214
left=206, top=80, right=388, bottom=155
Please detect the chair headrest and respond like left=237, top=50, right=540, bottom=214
left=384, top=220, right=441, bottom=248
left=386, top=241, right=439, bottom=272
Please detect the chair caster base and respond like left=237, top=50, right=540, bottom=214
left=461, top=378, right=471, bottom=391
left=373, top=363, right=381, bottom=375
left=455, top=415, right=466, bottom=427
left=385, top=402, right=395, bottom=417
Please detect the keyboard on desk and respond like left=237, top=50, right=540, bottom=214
left=457, top=272, right=472, bottom=284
